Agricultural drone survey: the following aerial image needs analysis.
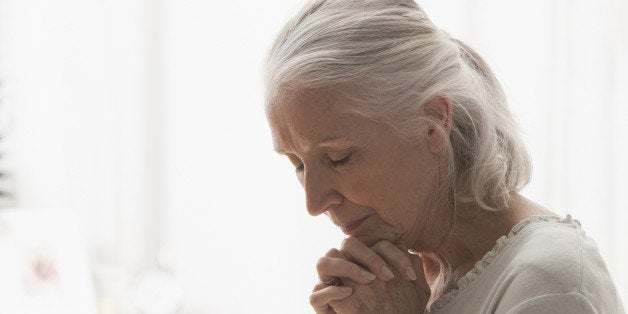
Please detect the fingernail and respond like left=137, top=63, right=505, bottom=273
left=405, top=266, right=417, bottom=281
left=381, top=265, right=395, bottom=280
left=340, top=286, right=352, bottom=294
left=361, top=269, right=376, bottom=281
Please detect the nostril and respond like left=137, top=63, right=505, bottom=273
left=306, top=190, right=343, bottom=216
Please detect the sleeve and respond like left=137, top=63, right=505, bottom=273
left=506, top=292, right=597, bottom=314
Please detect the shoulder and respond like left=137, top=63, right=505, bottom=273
left=494, top=216, right=624, bottom=313
left=508, top=217, right=583, bottom=282
left=505, top=292, right=596, bottom=314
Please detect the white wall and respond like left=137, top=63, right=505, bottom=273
left=162, top=1, right=345, bottom=312
left=0, top=0, right=168, bottom=308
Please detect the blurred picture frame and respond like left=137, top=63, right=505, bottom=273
left=0, top=209, right=97, bottom=314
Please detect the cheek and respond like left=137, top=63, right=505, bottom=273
left=340, top=175, right=382, bottom=209
left=342, top=168, right=421, bottom=229
left=364, top=160, right=434, bottom=229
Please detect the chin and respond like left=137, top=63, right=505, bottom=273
left=353, top=230, right=399, bottom=247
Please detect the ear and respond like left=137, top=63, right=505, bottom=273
left=422, top=96, right=452, bottom=154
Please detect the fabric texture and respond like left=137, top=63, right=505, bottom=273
left=428, top=215, right=625, bottom=313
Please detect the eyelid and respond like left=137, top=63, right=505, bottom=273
left=328, top=146, right=354, bottom=159
left=285, top=147, right=355, bottom=172
left=328, top=152, right=352, bottom=167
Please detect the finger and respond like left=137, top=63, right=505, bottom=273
left=408, top=254, right=431, bottom=302
left=325, top=248, right=344, bottom=258
left=316, top=256, right=376, bottom=284
left=313, top=281, right=329, bottom=292
left=340, top=236, right=395, bottom=281
left=324, top=248, right=376, bottom=284
left=397, top=241, right=429, bottom=283
left=317, top=249, right=344, bottom=283
left=371, top=240, right=417, bottom=281
left=394, top=241, right=409, bottom=252
left=409, top=253, right=426, bottom=282
left=310, top=285, right=353, bottom=313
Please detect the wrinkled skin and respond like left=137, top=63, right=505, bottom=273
left=330, top=272, right=430, bottom=314
left=311, top=240, right=430, bottom=314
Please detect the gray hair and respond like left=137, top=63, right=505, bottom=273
left=264, top=0, right=531, bottom=211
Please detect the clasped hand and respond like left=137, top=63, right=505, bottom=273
left=310, top=237, right=430, bottom=313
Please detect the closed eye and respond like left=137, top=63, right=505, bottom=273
left=329, top=154, right=351, bottom=167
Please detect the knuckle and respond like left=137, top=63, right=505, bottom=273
left=312, top=282, right=325, bottom=292
left=310, top=290, right=334, bottom=308
left=325, top=248, right=340, bottom=257
left=340, top=236, right=356, bottom=250
left=316, top=256, right=330, bottom=272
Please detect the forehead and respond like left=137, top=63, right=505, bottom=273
left=267, top=89, right=367, bottom=154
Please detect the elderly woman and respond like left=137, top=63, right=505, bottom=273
left=264, top=0, right=624, bottom=313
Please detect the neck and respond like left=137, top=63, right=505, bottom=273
left=411, top=193, right=557, bottom=306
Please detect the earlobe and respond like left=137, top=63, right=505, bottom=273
left=422, top=96, right=452, bottom=154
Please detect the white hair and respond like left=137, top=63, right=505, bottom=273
left=264, top=0, right=531, bottom=211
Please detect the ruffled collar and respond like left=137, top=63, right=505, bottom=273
left=429, top=214, right=581, bottom=311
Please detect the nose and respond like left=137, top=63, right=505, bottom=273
left=302, top=165, right=343, bottom=216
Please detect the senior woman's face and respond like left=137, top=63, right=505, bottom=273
left=268, top=89, right=441, bottom=246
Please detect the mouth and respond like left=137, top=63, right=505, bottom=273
left=339, top=216, right=369, bottom=234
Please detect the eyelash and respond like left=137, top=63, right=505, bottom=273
left=329, top=154, right=351, bottom=167
left=293, top=154, right=352, bottom=172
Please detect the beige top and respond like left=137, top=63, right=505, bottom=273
left=428, top=215, right=625, bottom=313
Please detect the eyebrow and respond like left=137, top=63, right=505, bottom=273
left=274, top=136, right=348, bottom=155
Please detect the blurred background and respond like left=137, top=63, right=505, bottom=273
left=0, top=0, right=625, bottom=313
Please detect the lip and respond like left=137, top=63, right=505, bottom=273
left=339, top=216, right=369, bottom=234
